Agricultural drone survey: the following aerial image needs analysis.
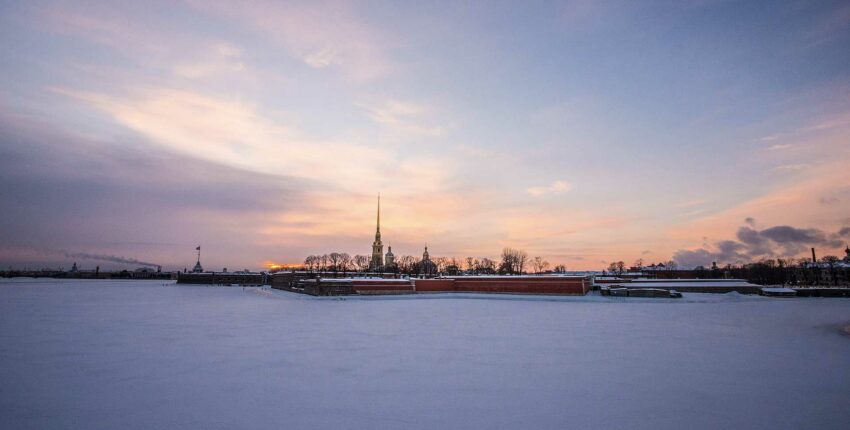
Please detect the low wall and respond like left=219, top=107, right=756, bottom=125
left=602, top=279, right=763, bottom=295
left=413, top=279, right=456, bottom=292
left=414, top=276, right=589, bottom=295
left=269, top=275, right=591, bottom=296
left=352, top=280, right=415, bottom=295
left=177, top=272, right=266, bottom=285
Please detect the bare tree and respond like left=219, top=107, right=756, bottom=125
left=465, top=257, right=475, bottom=274
left=328, top=252, right=342, bottom=272
left=531, top=256, right=549, bottom=273
left=339, top=253, right=351, bottom=274
left=304, top=255, right=317, bottom=272
left=607, top=261, right=626, bottom=275
left=517, top=249, right=529, bottom=274
left=499, top=248, right=528, bottom=274
left=434, top=257, right=449, bottom=274
left=395, top=255, right=411, bottom=274
left=476, top=258, right=496, bottom=274
left=353, top=255, right=369, bottom=272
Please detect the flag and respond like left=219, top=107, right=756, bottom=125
left=196, top=246, right=201, bottom=250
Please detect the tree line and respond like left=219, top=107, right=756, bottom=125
left=293, top=248, right=567, bottom=276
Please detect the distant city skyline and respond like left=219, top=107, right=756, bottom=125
left=1, top=1, right=849, bottom=271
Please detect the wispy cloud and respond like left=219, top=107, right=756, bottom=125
left=675, top=199, right=706, bottom=208
left=359, top=99, right=446, bottom=138
left=186, top=0, right=393, bottom=80
left=772, top=163, right=810, bottom=172
left=526, top=180, right=572, bottom=197
left=173, top=42, right=245, bottom=79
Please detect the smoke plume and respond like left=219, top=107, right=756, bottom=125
left=61, top=251, right=159, bottom=268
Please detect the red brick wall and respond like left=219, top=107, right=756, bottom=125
left=413, top=277, right=589, bottom=295
left=352, top=280, right=415, bottom=294
left=413, top=279, right=456, bottom=292
left=453, top=277, right=588, bottom=295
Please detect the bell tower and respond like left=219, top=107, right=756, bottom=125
left=369, top=195, right=384, bottom=269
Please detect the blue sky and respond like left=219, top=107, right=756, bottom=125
left=1, top=0, right=849, bottom=270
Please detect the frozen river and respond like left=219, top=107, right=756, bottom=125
left=1, top=279, right=849, bottom=429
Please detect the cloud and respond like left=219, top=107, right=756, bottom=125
left=819, top=196, right=840, bottom=206
left=672, top=222, right=849, bottom=267
left=744, top=217, right=756, bottom=226
left=772, top=163, right=810, bottom=172
left=358, top=99, right=446, bottom=138
left=52, top=87, right=432, bottom=194
left=759, top=225, right=833, bottom=245
left=0, top=112, right=317, bottom=270
left=527, top=180, right=572, bottom=197
left=186, top=0, right=393, bottom=80
left=768, top=143, right=792, bottom=150
left=675, top=199, right=705, bottom=208
left=671, top=248, right=717, bottom=268
left=173, top=42, right=246, bottom=79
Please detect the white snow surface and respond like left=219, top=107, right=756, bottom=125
left=2, top=278, right=850, bottom=430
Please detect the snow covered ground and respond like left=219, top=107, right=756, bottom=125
left=2, top=278, right=849, bottom=430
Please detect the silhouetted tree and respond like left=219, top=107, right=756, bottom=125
left=353, top=255, right=369, bottom=272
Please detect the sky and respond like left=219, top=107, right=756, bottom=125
left=1, top=0, right=849, bottom=271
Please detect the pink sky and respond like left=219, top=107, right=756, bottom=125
left=1, top=1, right=849, bottom=270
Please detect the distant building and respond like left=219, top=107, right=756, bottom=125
left=369, top=195, right=384, bottom=270
left=192, top=246, right=203, bottom=273
left=385, top=245, right=395, bottom=267
left=420, top=245, right=436, bottom=276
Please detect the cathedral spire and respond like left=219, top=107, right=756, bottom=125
left=369, top=194, right=384, bottom=270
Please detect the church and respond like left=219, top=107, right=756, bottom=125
left=368, top=195, right=394, bottom=270
left=368, top=195, right=431, bottom=273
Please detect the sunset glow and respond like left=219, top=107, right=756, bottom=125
left=1, top=1, right=849, bottom=271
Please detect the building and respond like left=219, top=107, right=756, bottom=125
left=385, top=246, right=395, bottom=267
left=192, top=246, right=203, bottom=273
left=419, top=245, right=436, bottom=276
left=369, top=195, right=384, bottom=270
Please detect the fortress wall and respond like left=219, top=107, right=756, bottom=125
left=413, top=279, right=456, bottom=292
left=453, top=277, right=589, bottom=295
left=352, top=279, right=415, bottom=294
